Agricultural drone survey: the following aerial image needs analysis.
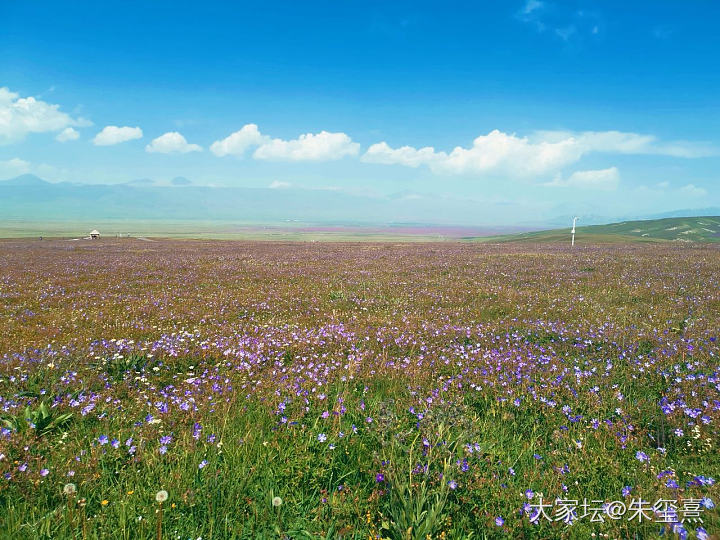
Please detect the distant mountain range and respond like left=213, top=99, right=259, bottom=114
left=0, top=174, right=531, bottom=229
left=1, top=175, right=717, bottom=239
left=0, top=174, right=428, bottom=224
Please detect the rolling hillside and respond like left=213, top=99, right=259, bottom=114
left=489, top=216, right=720, bottom=243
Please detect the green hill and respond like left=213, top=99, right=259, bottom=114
left=485, top=216, right=720, bottom=244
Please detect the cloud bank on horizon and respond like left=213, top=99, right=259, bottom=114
left=1, top=84, right=714, bottom=196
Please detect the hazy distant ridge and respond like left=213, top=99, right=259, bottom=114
left=2, top=175, right=716, bottom=235
left=496, top=216, right=720, bottom=243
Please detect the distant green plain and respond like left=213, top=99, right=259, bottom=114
left=2, top=216, right=719, bottom=243
left=0, top=220, right=460, bottom=242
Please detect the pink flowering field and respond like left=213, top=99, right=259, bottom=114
left=0, top=238, right=717, bottom=539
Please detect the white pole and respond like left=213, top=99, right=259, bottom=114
left=571, top=217, right=578, bottom=247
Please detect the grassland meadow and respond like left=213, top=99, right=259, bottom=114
left=0, top=239, right=717, bottom=539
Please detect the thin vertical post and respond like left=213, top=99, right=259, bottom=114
left=571, top=217, right=578, bottom=247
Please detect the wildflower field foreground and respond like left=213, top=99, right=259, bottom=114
left=0, top=239, right=718, bottom=539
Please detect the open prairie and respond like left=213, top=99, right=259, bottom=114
left=0, top=239, right=718, bottom=538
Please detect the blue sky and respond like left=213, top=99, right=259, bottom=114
left=1, top=0, right=719, bottom=224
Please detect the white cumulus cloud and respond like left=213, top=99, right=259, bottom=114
left=438, top=130, right=580, bottom=175
left=545, top=167, right=620, bottom=190
left=362, top=129, right=716, bottom=179
left=253, top=131, right=360, bottom=161
left=0, top=157, right=31, bottom=177
left=269, top=180, right=291, bottom=189
left=145, top=131, right=202, bottom=153
left=362, top=142, right=441, bottom=168
left=0, top=87, right=90, bottom=144
left=211, top=125, right=359, bottom=161
left=210, top=124, right=268, bottom=157
left=93, top=125, right=143, bottom=146
left=363, top=129, right=580, bottom=177
left=680, top=183, right=707, bottom=197
left=56, top=127, right=80, bottom=142
left=536, top=130, right=716, bottom=158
